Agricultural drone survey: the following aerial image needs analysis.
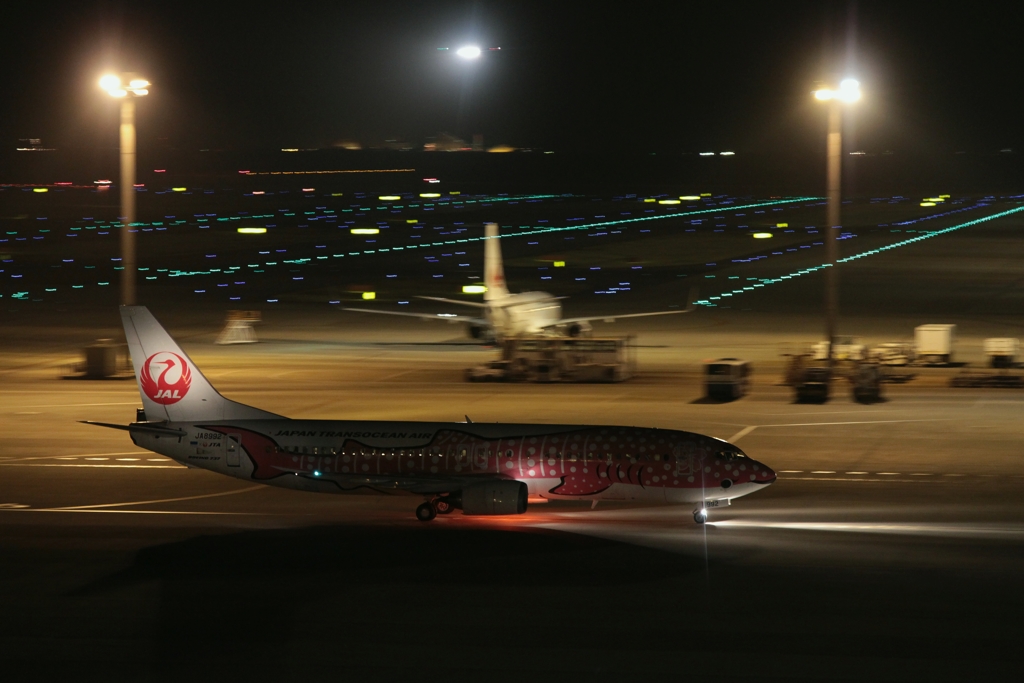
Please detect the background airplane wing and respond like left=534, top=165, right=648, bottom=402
left=542, top=286, right=698, bottom=328
left=342, top=307, right=487, bottom=326
left=542, top=309, right=684, bottom=328
left=416, top=296, right=489, bottom=309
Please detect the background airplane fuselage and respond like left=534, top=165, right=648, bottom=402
left=486, top=291, right=562, bottom=337
left=132, top=420, right=775, bottom=504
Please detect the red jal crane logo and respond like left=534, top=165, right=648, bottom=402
left=140, top=352, right=192, bottom=405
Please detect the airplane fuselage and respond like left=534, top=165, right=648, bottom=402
left=486, top=291, right=562, bottom=337
left=132, top=419, right=776, bottom=505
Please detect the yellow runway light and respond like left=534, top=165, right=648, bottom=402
left=679, top=195, right=701, bottom=201
left=419, top=193, right=441, bottom=198
left=462, top=285, right=487, bottom=294
left=643, top=198, right=656, bottom=203
left=658, top=199, right=680, bottom=205
left=753, top=232, right=773, bottom=239
left=378, top=195, right=400, bottom=201
left=33, top=188, right=48, bottom=193
left=351, top=228, right=380, bottom=235
left=920, top=202, right=936, bottom=207
left=777, top=223, right=788, bottom=228
left=406, top=219, right=418, bottom=224
left=237, top=227, right=267, bottom=234
left=172, top=187, right=187, bottom=192
left=553, top=261, right=565, bottom=267
left=362, top=292, right=376, bottom=300
left=700, top=193, right=712, bottom=197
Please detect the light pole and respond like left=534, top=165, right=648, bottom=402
left=813, top=78, right=860, bottom=367
left=100, top=74, right=150, bottom=306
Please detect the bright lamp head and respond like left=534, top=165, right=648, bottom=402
left=815, top=79, right=861, bottom=104
left=456, top=45, right=482, bottom=59
left=99, top=74, right=121, bottom=91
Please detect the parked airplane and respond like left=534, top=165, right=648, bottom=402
left=84, top=306, right=775, bottom=522
left=344, top=222, right=690, bottom=341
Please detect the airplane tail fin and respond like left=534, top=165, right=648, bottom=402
left=483, top=222, right=510, bottom=301
left=120, top=306, right=282, bottom=422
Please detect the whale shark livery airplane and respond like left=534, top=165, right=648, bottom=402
left=83, top=306, right=775, bottom=522
left=345, top=222, right=689, bottom=341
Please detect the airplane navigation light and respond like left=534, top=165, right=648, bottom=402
left=456, top=45, right=482, bottom=59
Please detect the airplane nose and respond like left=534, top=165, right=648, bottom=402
left=752, top=461, right=776, bottom=485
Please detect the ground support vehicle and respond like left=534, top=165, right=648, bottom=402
left=466, top=336, right=636, bottom=383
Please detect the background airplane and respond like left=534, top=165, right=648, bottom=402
left=345, top=222, right=692, bottom=341
left=84, top=306, right=775, bottom=523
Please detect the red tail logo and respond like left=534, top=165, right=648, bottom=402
left=140, top=352, right=192, bottom=405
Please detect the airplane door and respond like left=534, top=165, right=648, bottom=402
left=472, top=443, right=490, bottom=471
left=225, top=434, right=241, bottom=467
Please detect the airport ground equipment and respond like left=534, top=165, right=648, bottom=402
left=465, top=335, right=636, bottom=383
left=983, top=338, right=1019, bottom=368
left=216, top=310, right=261, bottom=345
left=868, top=342, right=915, bottom=366
left=915, top=324, right=957, bottom=365
left=851, top=362, right=884, bottom=403
left=785, top=353, right=832, bottom=403
left=950, top=370, right=1024, bottom=388
left=704, top=358, right=752, bottom=400
left=812, top=336, right=865, bottom=361
left=62, top=339, right=133, bottom=380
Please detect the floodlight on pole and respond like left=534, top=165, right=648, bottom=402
left=813, top=78, right=860, bottom=378
left=100, top=73, right=150, bottom=306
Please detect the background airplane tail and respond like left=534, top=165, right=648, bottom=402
left=483, top=222, right=511, bottom=301
left=121, top=306, right=281, bottom=422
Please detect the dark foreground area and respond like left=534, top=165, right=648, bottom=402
left=2, top=486, right=1022, bottom=682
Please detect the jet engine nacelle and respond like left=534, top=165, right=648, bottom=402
left=467, top=324, right=496, bottom=344
left=460, top=480, right=528, bottom=515
left=566, top=322, right=593, bottom=338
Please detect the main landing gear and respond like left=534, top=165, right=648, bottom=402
left=415, top=496, right=457, bottom=522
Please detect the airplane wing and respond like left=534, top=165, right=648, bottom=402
left=416, top=296, right=489, bottom=309
left=342, top=307, right=487, bottom=326
left=541, top=287, right=698, bottom=329
left=542, top=309, right=685, bottom=328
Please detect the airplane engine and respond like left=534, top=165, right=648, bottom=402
left=566, top=322, right=593, bottom=338
left=467, top=324, right=496, bottom=344
left=460, top=480, right=528, bottom=515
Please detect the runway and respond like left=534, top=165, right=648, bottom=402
left=2, top=330, right=1023, bottom=681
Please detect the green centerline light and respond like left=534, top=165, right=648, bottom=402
left=695, top=204, right=1024, bottom=306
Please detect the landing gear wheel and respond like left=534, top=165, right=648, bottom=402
left=434, top=499, right=454, bottom=514
left=416, top=502, right=437, bottom=522
left=693, top=510, right=708, bottom=524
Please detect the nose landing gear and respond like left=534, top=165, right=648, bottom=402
left=415, top=502, right=437, bottom=522
left=693, top=508, right=708, bottom=524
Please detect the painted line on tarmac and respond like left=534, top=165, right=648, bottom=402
left=0, top=463, right=183, bottom=469
left=51, top=484, right=266, bottom=510
left=713, top=519, right=1024, bottom=539
left=780, top=476, right=978, bottom=484
left=727, top=425, right=758, bottom=442
left=19, top=401, right=141, bottom=409
left=0, top=451, right=149, bottom=463
left=2, top=508, right=268, bottom=516
left=756, top=418, right=947, bottom=428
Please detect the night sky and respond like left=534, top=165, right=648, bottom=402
left=2, top=1, right=1023, bottom=156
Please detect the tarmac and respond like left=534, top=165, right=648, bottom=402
left=2, top=317, right=1024, bottom=681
